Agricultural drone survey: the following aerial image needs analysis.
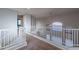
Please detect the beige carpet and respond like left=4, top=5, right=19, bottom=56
left=18, top=34, right=61, bottom=50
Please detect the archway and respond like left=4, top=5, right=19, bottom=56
left=52, top=22, right=63, bottom=31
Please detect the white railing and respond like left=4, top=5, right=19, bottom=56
left=32, top=27, right=79, bottom=47
left=0, top=29, right=17, bottom=49
left=62, top=29, right=79, bottom=47
left=0, top=28, right=26, bottom=49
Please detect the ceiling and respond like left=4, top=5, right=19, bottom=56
left=10, top=8, right=79, bottom=18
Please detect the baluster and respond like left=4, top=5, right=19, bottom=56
left=1, top=31, right=4, bottom=47
left=78, top=30, right=79, bottom=46
left=73, top=30, right=75, bottom=46
left=0, top=30, right=1, bottom=48
left=71, top=30, right=73, bottom=46
left=74, top=30, right=76, bottom=46
left=77, top=30, right=79, bottom=46
left=3, top=30, right=6, bottom=48
left=50, top=29, right=52, bottom=41
left=62, top=29, right=65, bottom=45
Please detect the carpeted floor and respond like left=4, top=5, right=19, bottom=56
left=18, top=34, right=61, bottom=50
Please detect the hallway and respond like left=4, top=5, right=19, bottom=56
left=18, top=34, right=61, bottom=50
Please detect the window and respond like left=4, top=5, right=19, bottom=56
left=52, top=22, right=63, bottom=31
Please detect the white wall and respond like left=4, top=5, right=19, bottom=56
left=0, top=8, right=17, bottom=31
left=0, top=8, right=17, bottom=47
left=36, top=18, right=46, bottom=30
left=46, top=13, right=79, bottom=28
left=36, top=12, right=79, bottom=29
left=23, top=15, right=31, bottom=32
